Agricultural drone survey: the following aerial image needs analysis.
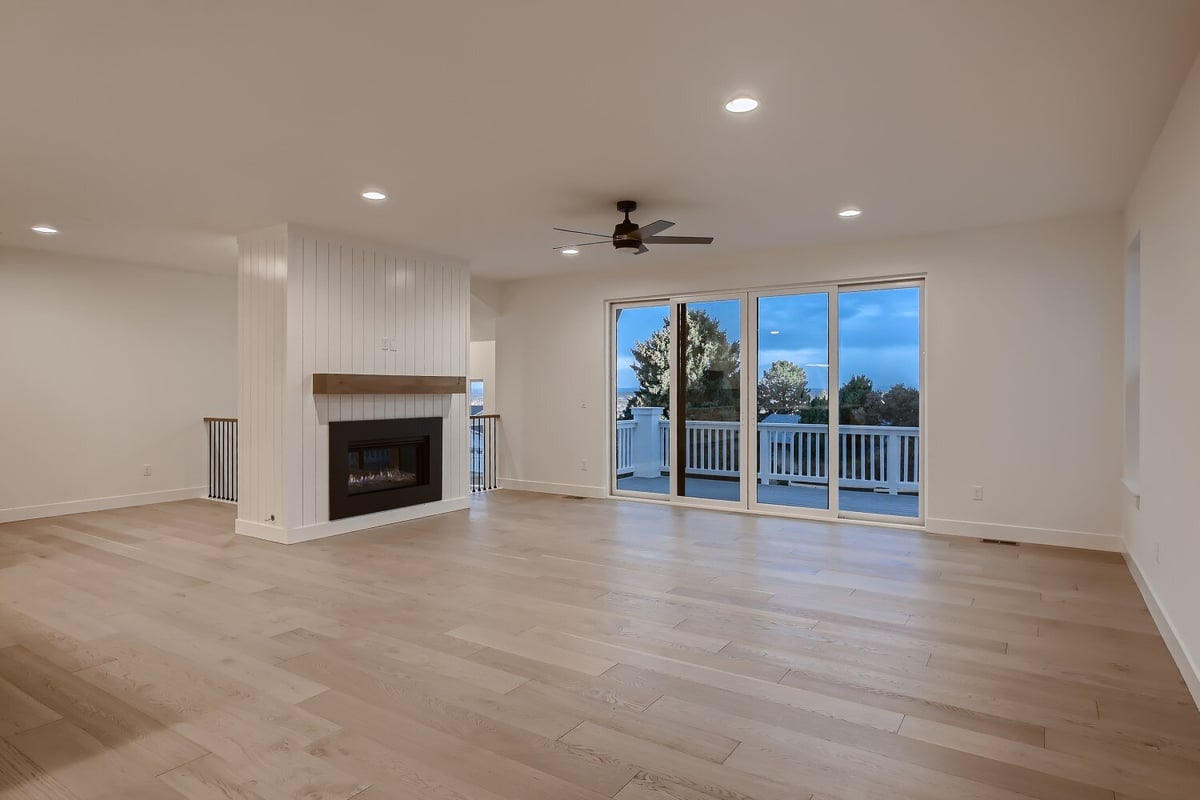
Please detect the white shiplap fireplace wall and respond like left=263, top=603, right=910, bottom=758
left=236, top=224, right=470, bottom=544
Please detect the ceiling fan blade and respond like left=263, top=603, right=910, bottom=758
left=554, top=240, right=610, bottom=249
left=636, top=220, right=675, bottom=238
left=642, top=235, right=714, bottom=245
left=634, top=244, right=649, bottom=255
left=553, top=227, right=611, bottom=238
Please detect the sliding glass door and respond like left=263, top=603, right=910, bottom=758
left=674, top=296, right=745, bottom=506
left=836, top=284, right=922, bottom=520
left=752, top=289, right=835, bottom=515
left=613, top=302, right=671, bottom=496
left=612, top=281, right=922, bottom=524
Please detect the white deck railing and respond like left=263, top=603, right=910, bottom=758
left=615, top=419, right=636, bottom=474
left=618, top=409, right=918, bottom=495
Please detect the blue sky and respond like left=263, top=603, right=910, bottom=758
left=615, top=287, right=920, bottom=392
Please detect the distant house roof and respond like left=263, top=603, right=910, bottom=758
left=761, top=413, right=802, bottom=423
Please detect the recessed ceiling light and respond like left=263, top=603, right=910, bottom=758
left=31, top=224, right=58, bottom=235
left=561, top=248, right=580, bottom=256
left=837, top=206, right=862, bottom=218
left=724, top=96, right=759, bottom=113
left=361, top=190, right=387, bottom=201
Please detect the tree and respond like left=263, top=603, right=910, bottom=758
left=624, top=310, right=740, bottom=420
left=839, top=374, right=884, bottom=425
left=801, top=394, right=829, bottom=424
left=880, top=384, right=920, bottom=427
left=756, top=361, right=811, bottom=419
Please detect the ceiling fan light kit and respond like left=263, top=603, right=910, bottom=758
left=553, top=200, right=715, bottom=256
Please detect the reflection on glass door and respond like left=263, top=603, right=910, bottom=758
left=755, top=291, right=831, bottom=511
left=613, top=304, right=671, bottom=495
left=837, top=285, right=922, bottom=519
left=676, top=298, right=743, bottom=503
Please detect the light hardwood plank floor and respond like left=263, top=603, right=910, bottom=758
left=1, top=491, right=1198, bottom=800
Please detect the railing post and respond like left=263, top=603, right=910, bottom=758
left=886, top=430, right=901, bottom=494
left=630, top=407, right=665, bottom=478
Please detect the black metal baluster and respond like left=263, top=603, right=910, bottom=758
left=208, top=421, right=214, bottom=499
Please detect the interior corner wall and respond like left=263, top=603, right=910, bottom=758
left=0, top=247, right=236, bottom=522
left=1123, top=52, right=1200, bottom=701
left=495, top=213, right=1124, bottom=549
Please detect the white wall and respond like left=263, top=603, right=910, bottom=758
left=495, top=213, right=1124, bottom=549
left=0, top=247, right=236, bottom=521
left=236, top=225, right=470, bottom=543
left=1124, top=53, right=1200, bottom=701
left=471, top=277, right=502, bottom=342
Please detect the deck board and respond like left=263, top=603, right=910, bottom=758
left=617, top=476, right=920, bottom=516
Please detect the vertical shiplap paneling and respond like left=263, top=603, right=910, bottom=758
left=280, top=228, right=470, bottom=527
left=301, top=234, right=317, bottom=527
left=315, top=239, right=330, bottom=523
left=339, top=243, right=353, bottom=423
left=283, top=231, right=304, bottom=529
left=273, top=233, right=286, bottom=527
left=236, top=226, right=288, bottom=533
left=375, top=251, right=387, bottom=420
left=404, top=258, right=415, bottom=422
left=237, top=241, right=248, bottom=518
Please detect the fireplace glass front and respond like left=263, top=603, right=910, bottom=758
left=347, top=440, right=427, bottom=495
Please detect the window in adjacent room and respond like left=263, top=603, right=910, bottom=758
left=470, top=379, right=485, bottom=416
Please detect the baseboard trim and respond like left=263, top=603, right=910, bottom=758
left=0, top=486, right=208, bottom=524
left=233, top=518, right=289, bottom=542
left=497, top=478, right=607, bottom=499
left=1124, top=548, right=1200, bottom=709
left=236, top=496, right=471, bottom=544
left=925, top=517, right=1122, bottom=552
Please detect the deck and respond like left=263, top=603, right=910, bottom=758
left=616, top=476, right=920, bottom=517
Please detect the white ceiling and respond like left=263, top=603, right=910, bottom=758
left=2, top=0, right=1199, bottom=279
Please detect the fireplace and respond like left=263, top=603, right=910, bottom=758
left=329, top=418, right=442, bottom=520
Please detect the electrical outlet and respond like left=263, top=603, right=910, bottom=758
left=1156, top=542, right=1161, bottom=565
left=580, top=459, right=588, bottom=471
left=143, top=464, right=152, bottom=477
left=972, top=485, right=983, bottom=501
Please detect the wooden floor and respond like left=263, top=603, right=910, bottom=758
left=1, top=492, right=1199, bottom=800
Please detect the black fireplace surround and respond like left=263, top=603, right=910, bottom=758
left=329, top=418, right=442, bottom=520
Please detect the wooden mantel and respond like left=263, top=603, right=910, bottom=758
left=312, top=374, right=467, bottom=395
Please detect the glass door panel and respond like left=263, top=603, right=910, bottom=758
left=613, top=303, right=671, bottom=495
left=837, top=285, right=922, bottom=520
left=675, top=298, right=743, bottom=503
left=754, top=291, right=831, bottom=511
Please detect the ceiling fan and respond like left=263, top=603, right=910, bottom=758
left=554, top=200, right=714, bottom=255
